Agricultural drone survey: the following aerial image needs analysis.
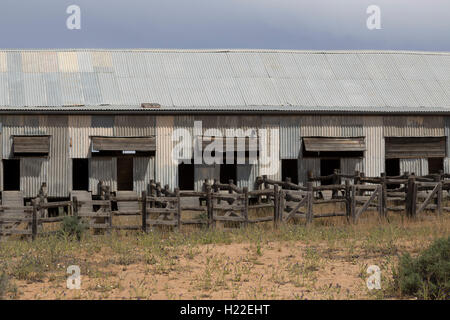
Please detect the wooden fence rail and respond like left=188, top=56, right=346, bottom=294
left=1, top=171, right=448, bottom=241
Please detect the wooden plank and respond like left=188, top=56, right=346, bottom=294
left=355, top=188, right=379, bottom=220
left=181, top=219, right=208, bottom=225
left=0, top=229, right=32, bottom=235
left=147, top=220, right=178, bottom=226
left=385, top=137, right=445, bottom=159
left=70, top=191, right=93, bottom=214
left=303, top=137, right=365, bottom=152
left=92, top=136, right=156, bottom=151
left=416, top=183, right=440, bottom=216
left=201, top=136, right=259, bottom=152
left=116, top=191, right=140, bottom=216
left=78, top=212, right=110, bottom=218
left=13, top=135, right=49, bottom=154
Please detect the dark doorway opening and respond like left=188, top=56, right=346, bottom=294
left=320, top=158, right=340, bottom=185
left=428, top=158, right=444, bottom=174
left=385, top=158, right=400, bottom=177
left=3, top=159, right=20, bottom=191
left=117, top=157, right=133, bottom=191
left=178, top=162, right=195, bottom=190
left=220, top=163, right=237, bottom=184
left=72, top=159, right=89, bottom=191
left=282, top=159, right=298, bottom=185
left=385, top=158, right=400, bottom=189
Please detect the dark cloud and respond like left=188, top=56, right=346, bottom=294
left=0, top=0, right=449, bottom=50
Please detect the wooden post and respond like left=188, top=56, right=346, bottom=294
left=279, top=189, right=285, bottom=224
left=406, top=175, right=416, bottom=218
left=306, top=182, right=314, bottom=225
left=351, top=185, right=356, bottom=223
left=206, top=182, right=213, bottom=229
left=377, top=185, right=383, bottom=219
left=273, top=184, right=279, bottom=226
left=345, top=179, right=351, bottom=222
left=380, top=172, right=387, bottom=219
left=73, top=197, right=78, bottom=218
left=307, top=170, right=313, bottom=183
left=354, top=171, right=360, bottom=186
left=263, top=175, right=269, bottom=190
left=105, top=186, right=112, bottom=234
left=32, top=199, right=38, bottom=241
left=257, top=177, right=262, bottom=204
left=243, top=187, right=249, bottom=228
left=437, top=182, right=442, bottom=217
left=175, top=188, right=181, bottom=230
left=141, top=191, right=147, bottom=233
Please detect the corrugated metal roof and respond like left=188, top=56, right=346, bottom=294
left=0, top=49, right=449, bottom=113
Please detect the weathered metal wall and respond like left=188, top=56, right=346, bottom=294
left=237, top=161, right=259, bottom=190
left=68, top=115, right=92, bottom=158
left=383, top=116, right=444, bottom=137
left=279, top=116, right=300, bottom=159
left=89, top=157, right=117, bottom=195
left=444, top=117, right=450, bottom=174
left=156, top=116, right=177, bottom=189
left=133, top=156, right=155, bottom=194
left=259, top=117, right=281, bottom=181
left=298, top=158, right=320, bottom=186
left=20, top=157, right=48, bottom=198
left=46, top=116, right=70, bottom=197
left=0, top=114, right=447, bottom=197
left=341, top=158, right=364, bottom=176
left=363, top=116, right=384, bottom=177
left=194, top=164, right=220, bottom=191
left=400, top=159, right=429, bottom=176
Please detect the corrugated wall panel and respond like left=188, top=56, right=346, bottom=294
left=46, top=116, right=70, bottom=197
left=383, top=116, right=444, bottom=137
left=259, top=118, right=280, bottom=181
left=363, top=116, right=384, bottom=177
left=89, top=157, right=117, bottom=195
left=114, top=115, right=155, bottom=136
left=237, top=161, right=258, bottom=190
left=20, top=157, right=48, bottom=198
left=133, top=156, right=155, bottom=194
left=400, top=159, right=429, bottom=176
left=444, top=117, right=450, bottom=173
left=341, top=158, right=364, bottom=176
left=156, top=116, right=177, bottom=189
left=280, top=116, right=300, bottom=159
left=444, top=158, right=450, bottom=174
left=298, top=158, right=320, bottom=186
left=174, top=115, right=195, bottom=161
left=68, top=115, right=91, bottom=158
left=194, top=164, right=220, bottom=191
left=2, top=115, right=25, bottom=158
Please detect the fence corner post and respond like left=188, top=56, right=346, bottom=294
left=406, top=175, right=417, bottom=218
left=206, top=182, right=213, bottom=229
left=273, top=184, right=279, bottom=227
left=31, top=198, right=38, bottom=241
left=306, top=182, right=313, bottom=225
left=437, top=182, right=442, bottom=217
left=380, top=172, right=387, bottom=219
left=345, top=179, right=351, bottom=222
left=351, top=185, right=356, bottom=223
left=141, top=191, right=147, bottom=233
left=175, top=188, right=181, bottom=231
left=243, top=187, right=249, bottom=228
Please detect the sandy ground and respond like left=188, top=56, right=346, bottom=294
left=12, top=239, right=406, bottom=300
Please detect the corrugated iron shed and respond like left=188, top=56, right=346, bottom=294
left=0, top=49, right=448, bottom=113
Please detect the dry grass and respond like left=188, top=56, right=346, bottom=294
left=0, top=209, right=449, bottom=300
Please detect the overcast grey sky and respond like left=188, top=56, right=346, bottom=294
left=0, top=0, right=449, bottom=51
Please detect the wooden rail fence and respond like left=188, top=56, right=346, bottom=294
left=1, top=170, right=448, bottom=241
